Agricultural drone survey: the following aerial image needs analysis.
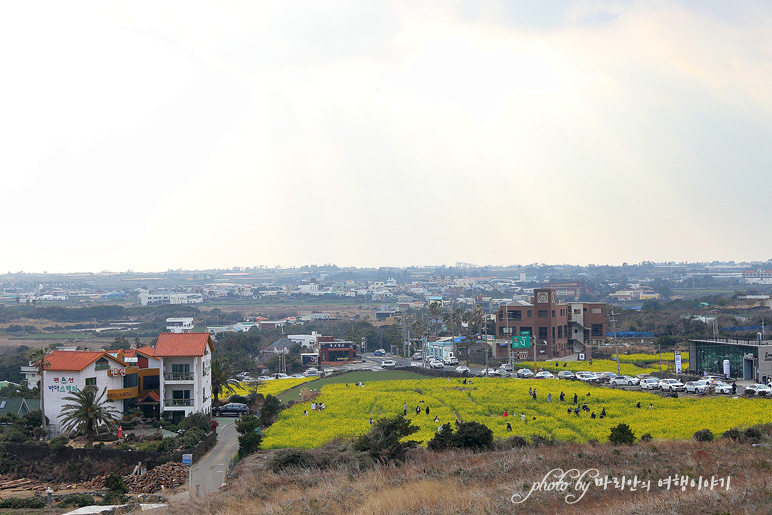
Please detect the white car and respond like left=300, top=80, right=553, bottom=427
left=500, top=363, right=514, bottom=372
left=745, top=384, right=772, bottom=396
left=557, top=371, right=576, bottom=380
left=516, top=368, right=535, bottom=379
left=456, top=365, right=471, bottom=374
left=479, top=368, right=497, bottom=377
left=610, top=375, right=639, bottom=386
left=640, top=378, right=660, bottom=390
left=381, top=360, right=397, bottom=368
left=429, top=360, right=445, bottom=369
left=576, top=372, right=600, bottom=383
left=713, top=381, right=734, bottom=394
left=684, top=380, right=710, bottom=394
left=534, top=371, right=555, bottom=380
left=659, top=378, right=685, bottom=392
left=443, top=356, right=459, bottom=366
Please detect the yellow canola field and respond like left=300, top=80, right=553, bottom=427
left=262, top=377, right=767, bottom=449
left=614, top=352, right=689, bottom=363
left=223, top=377, right=317, bottom=398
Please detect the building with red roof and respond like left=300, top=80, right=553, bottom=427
left=154, top=333, right=214, bottom=423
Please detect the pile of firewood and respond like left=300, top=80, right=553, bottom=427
left=123, top=463, right=188, bottom=493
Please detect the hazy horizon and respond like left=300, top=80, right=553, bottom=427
left=3, top=1, right=772, bottom=273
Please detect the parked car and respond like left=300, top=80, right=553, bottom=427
left=557, top=370, right=576, bottom=380
left=304, top=368, right=320, bottom=376
left=745, top=384, right=772, bottom=396
left=479, top=368, right=497, bottom=377
left=659, top=378, right=685, bottom=392
left=534, top=371, right=555, bottom=380
left=640, top=378, right=660, bottom=390
left=374, top=349, right=386, bottom=357
left=516, top=368, right=534, bottom=379
left=500, top=363, right=513, bottom=372
left=598, top=371, right=617, bottom=383
left=381, top=360, right=397, bottom=368
left=456, top=365, right=471, bottom=374
left=270, top=373, right=290, bottom=380
left=213, top=403, right=249, bottom=417
left=430, top=360, right=445, bottom=369
left=610, top=375, right=639, bottom=386
left=493, top=369, right=511, bottom=377
left=412, top=352, right=423, bottom=360
left=703, top=375, right=722, bottom=385
left=443, top=355, right=459, bottom=366
left=713, top=381, right=734, bottom=394
left=575, top=372, right=600, bottom=383
left=684, top=380, right=710, bottom=394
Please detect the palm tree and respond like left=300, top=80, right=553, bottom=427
left=428, top=302, right=442, bottom=336
left=211, top=356, right=238, bottom=403
left=60, top=386, right=120, bottom=446
left=27, top=348, right=50, bottom=437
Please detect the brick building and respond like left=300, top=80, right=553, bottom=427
left=495, top=288, right=606, bottom=360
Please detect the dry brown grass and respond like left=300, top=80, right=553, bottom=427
left=161, top=438, right=772, bottom=515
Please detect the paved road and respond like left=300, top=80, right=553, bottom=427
left=189, top=418, right=239, bottom=498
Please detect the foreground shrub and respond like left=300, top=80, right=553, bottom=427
left=179, top=412, right=212, bottom=433
left=0, top=497, right=46, bottom=508
left=609, top=423, right=636, bottom=445
left=693, top=429, right=714, bottom=442
left=428, top=422, right=493, bottom=451
left=181, top=427, right=207, bottom=449
left=267, top=441, right=373, bottom=472
left=640, top=433, right=653, bottom=442
left=722, top=428, right=743, bottom=441
left=49, top=435, right=70, bottom=450
left=236, top=415, right=262, bottom=459
left=355, top=416, right=418, bottom=463
left=57, top=493, right=96, bottom=508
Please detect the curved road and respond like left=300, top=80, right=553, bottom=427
left=189, top=419, right=239, bottom=498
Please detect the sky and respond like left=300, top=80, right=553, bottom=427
left=2, top=0, right=772, bottom=273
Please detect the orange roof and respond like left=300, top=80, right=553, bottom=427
left=136, top=346, right=156, bottom=358
left=44, top=351, right=127, bottom=372
left=153, top=333, right=214, bottom=357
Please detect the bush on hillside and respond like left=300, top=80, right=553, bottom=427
left=355, top=416, right=418, bottom=463
left=608, top=423, right=636, bottom=445
left=693, top=429, right=714, bottom=442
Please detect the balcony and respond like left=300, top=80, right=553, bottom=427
left=164, top=373, right=194, bottom=382
left=164, top=398, right=193, bottom=407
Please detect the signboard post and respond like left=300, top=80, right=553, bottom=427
left=675, top=350, right=682, bottom=374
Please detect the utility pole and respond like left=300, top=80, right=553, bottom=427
left=484, top=308, right=489, bottom=376
left=611, top=311, right=620, bottom=375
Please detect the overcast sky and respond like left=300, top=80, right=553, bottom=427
left=2, top=1, right=771, bottom=273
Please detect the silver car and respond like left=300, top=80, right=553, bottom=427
left=610, top=375, right=639, bottom=386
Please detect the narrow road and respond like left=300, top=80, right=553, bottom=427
left=189, top=419, right=239, bottom=497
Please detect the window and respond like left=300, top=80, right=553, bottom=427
left=552, top=327, right=556, bottom=340
left=172, top=390, right=191, bottom=400
left=591, top=324, right=604, bottom=337
left=143, top=375, right=160, bottom=391
left=527, top=310, right=532, bottom=318
left=85, top=377, right=96, bottom=386
left=538, top=327, right=548, bottom=340
left=574, top=309, right=581, bottom=314
left=552, top=310, right=555, bottom=317
left=172, top=364, right=190, bottom=373
left=592, top=308, right=602, bottom=314
left=538, top=310, right=548, bottom=318
left=508, top=310, right=522, bottom=321
left=558, top=326, right=563, bottom=338
left=95, top=358, right=109, bottom=371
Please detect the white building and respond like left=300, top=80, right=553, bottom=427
left=154, top=333, right=214, bottom=424
left=166, top=318, right=194, bottom=333
left=286, top=331, right=320, bottom=349
left=41, top=351, right=131, bottom=436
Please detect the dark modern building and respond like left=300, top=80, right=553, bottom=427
left=689, top=337, right=772, bottom=381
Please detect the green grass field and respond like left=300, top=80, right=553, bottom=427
left=276, top=370, right=428, bottom=403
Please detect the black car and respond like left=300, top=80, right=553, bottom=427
left=213, top=403, right=250, bottom=417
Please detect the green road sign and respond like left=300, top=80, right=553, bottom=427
left=512, top=331, right=531, bottom=349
